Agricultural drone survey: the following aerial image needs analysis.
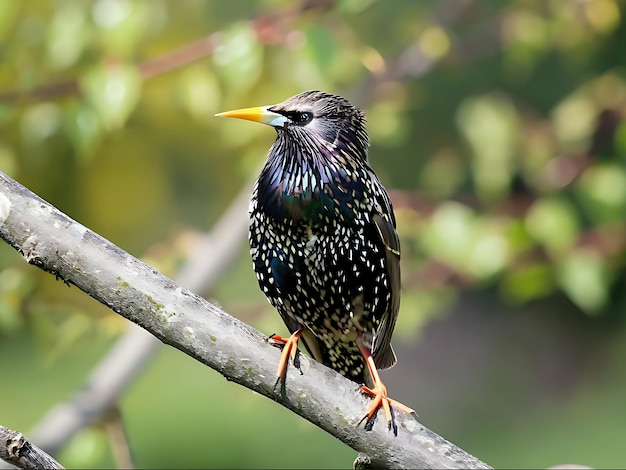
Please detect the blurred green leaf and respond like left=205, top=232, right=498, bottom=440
left=501, top=263, right=555, bottom=304
left=467, top=222, right=510, bottom=279
left=213, top=24, right=263, bottom=94
left=503, top=8, right=549, bottom=79
left=0, top=299, right=22, bottom=333
left=558, top=250, right=609, bottom=314
left=505, top=219, right=536, bottom=255
left=615, top=123, right=626, bottom=159
left=178, top=65, right=221, bottom=122
left=524, top=197, right=580, bottom=258
left=304, top=26, right=337, bottom=73
left=0, top=105, right=14, bottom=127
left=0, top=0, right=19, bottom=42
left=91, top=0, right=150, bottom=56
left=551, top=92, right=597, bottom=147
left=80, top=62, right=142, bottom=131
left=0, top=268, right=27, bottom=336
left=419, top=148, right=465, bottom=198
left=576, top=164, right=626, bottom=223
left=46, top=2, right=90, bottom=69
left=583, top=0, right=621, bottom=34
left=396, top=288, right=455, bottom=342
left=338, top=0, right=376, bottom=14
left=0, top=142, right=17, bottom=175
left=58, top=428, right=109, bottom=469
left=422, top=204, right=511, bottom=279
left=421, top=201, right=476, bottom=270
left=64, top=102, right=104, bottom=161
left=367, top=101, right=407, bottom=145
left=418, top=26, right=451, bottom=61
left=456, top=94, right=519, bottom=202
left=30, top=304, right=99, bottom=366
left=0, top=268, right=33, bottom=333
left=20, top=103, right=62, bottom=146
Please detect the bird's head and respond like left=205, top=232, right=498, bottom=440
left=216, top=90, right=370, bottom=162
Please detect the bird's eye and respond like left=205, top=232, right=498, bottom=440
left=287, top=111, right=313, bottom=126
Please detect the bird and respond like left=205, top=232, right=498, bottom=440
left=216, top=90, right=415, bottom=434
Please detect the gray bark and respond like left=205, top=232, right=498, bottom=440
left=0, top=426, right=63, bottom=470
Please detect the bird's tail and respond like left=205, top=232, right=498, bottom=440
left=373, top=343, right=397, bottom=370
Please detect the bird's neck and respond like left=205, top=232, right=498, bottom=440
left=256, top=141, right=367, bottom=224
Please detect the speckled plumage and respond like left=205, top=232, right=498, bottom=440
left=246, top=91, right=401, bottom=386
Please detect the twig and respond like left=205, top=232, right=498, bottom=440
left=0, top=425, right=63, bottom=470
left=104, top=407, right=134, bottom=470
left=0, top=173, right=491, bottom=469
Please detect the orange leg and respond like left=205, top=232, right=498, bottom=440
left=357, top=341, right=416, bottom=435
left=268, top=327, right=305, bottom=387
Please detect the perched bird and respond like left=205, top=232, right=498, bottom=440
left=216, top=91, right=414, bottom=434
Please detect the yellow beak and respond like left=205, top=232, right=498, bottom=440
left=215, top=105, right=287, bottom=127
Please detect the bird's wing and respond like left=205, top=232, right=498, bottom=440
left=370, top=208, right=400, bottom=370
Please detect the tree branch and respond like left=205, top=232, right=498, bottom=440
left=0, top=172, right=490, bottom=469
left=0, top=425, right=63, bottom=470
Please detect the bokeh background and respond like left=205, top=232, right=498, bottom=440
left=2, top=0, right=626, bottom=468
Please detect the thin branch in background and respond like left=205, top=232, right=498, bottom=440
left=0, top=173, right=491, bottom=470
left=104, top=407, right=134, bottom=470
left=0, top=425, right=64, bottom=470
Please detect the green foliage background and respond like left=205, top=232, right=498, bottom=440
left=2, top=0, right=626, bottom=468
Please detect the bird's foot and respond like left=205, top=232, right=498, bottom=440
left=268, top=328, right=305, bottom=388
left=356, top=350, right=417, bottom=436
left=358, top=384, right=416, bottom=435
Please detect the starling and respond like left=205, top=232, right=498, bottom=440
left=216, top=90, right=414, bottom=434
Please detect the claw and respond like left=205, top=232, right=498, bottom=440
left=359, top=382, right=403, bottom=435
left=269, top=327, right=305, bottom=388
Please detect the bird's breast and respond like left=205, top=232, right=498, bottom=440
left=257, top=164, right=370, bottom=227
